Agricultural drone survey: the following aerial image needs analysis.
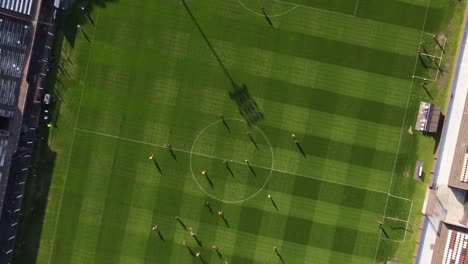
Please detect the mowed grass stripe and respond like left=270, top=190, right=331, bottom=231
left=76, top=113, right=394, bottom=190
left=274, top=0, right=356, bottom=15
left=223, top=46, right=412, bottom=107
left=36, top=25, right=98, bottom=264
left=86, top=3, right=420, bottom=108
left=48, top=128, right=387, bottom=263
left=68, top=140, right=119, bottom=263
left=91, top=140, right=142, bottom=263
left=357, top=0, right=443, bottom=32
left=86, top=48, right=412, bottom=110
left=80, top=52, right=398, bottom=175
left=38, top=0, right=435, bottom=262
left=66, top=131, right=388, bottom=249
left=278, top=8, right=421, bottom=56
left=206, top=0, right=421, bottom=57
left=181, top=45, right=411, bottom=109
left=71, top=130, right=388, bottom=217
left=78, top=60, right=406, bottom=151
left=75, top=121, right=394, bottom=192
left=119, top=152, right=167, bottom=261
left=176, top=7, right=415, bottom=81
left=256, top=123, right=397, bottom=171
left=144, top=153, right=187, bottom=263
left=170, top=192, right=382, bottom=260
left=49, top=133, right=114, bottom=263
left=84, top=7, right=414, bottom=108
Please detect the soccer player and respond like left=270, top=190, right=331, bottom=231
left=148, top=154, right=154, bottom=160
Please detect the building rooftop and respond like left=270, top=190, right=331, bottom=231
left=448, top=96, right=468, bottom=191
left=432, top=223, right=468, bottom=264
left=415, top=102, right=442, bottom=133
left=0, top=0, right=37, bottom=18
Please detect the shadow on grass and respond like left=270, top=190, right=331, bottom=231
left=13, top=141, right=57, bottom=264
left=181, top=0, right=264, bottom=125
left=63, top=0, right=118, bottom=48
left=13, top=0, right=118, bottom=263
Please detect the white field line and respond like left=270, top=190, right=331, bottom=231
left=236, top=0, right=298, bottom=18
left=373, top=0, right=431, bottom=262
left=420, top=52, right=442, bottom=59
left=388, top=194, right=412, bottom=202
left=381, top=237, right=404, bottom=243
left=271, top=0, right=355, bottom=18
left=75, top=128, right=392, bottom=195
left=413, top=75, right=436, bottom=82
left=354, top=0, right=360, bottom=16
left=47, top=11, right=100, bottom=264
left=403, top=200, right=414, bottom=241
left=385, top=217, right=408, bottom=223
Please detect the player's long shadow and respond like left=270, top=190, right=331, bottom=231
left=169, top=149, right=177, bottom=160
left=204, top=173, right=214, bottom=190
left=221, top=216, right=230, bottom=228
left=152, top=159, right=162, bottom=174
left=247, top=165, right=257, bottom=177
left=250, top=137, right=259, bottom=150
left=226, top=164, right=234, bottom=177
left=157, top=230, right=165, bottom=241
left=222, top=119, right=231, bottom=132
left=270, top=199, right=279, bottom=211
left=276, top=252, right=285, bottom=264
left=215, top=250, right=223, bottom=260
left=422, top=85, right=434, bottom=100
left=186, top=245, right=195, bottom=257
left=295, top=142, right=306, bottom=158
left=181, top=0, right=264, bottom=125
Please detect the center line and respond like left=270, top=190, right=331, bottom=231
left=76, top=127, right=389, bottom=195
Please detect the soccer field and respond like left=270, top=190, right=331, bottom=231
left=34, top=0, right=458, bottom=263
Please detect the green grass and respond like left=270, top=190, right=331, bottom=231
left=14, top=0, right=464, bottom=263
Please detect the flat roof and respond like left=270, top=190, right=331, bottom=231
left=415, top=102, right=442, bottom=133
left=0, top=0, right=37, bottom=18
left=448, top=94, right=468, bottom=190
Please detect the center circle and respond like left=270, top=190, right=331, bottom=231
left=190, top=118, right=274, bottom=203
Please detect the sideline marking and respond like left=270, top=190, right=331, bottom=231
left=373, top=0, right=431, bottom=262
left=354, top=0, right=360, bottom=16
left=47, top=10, right=101, bottom=264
